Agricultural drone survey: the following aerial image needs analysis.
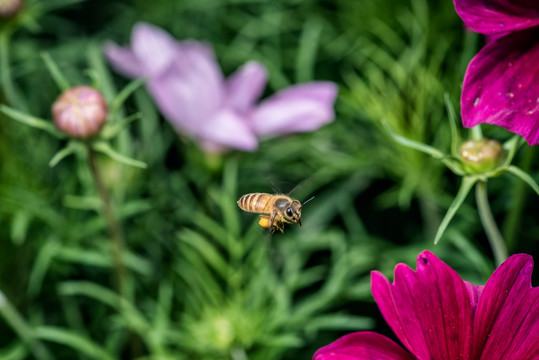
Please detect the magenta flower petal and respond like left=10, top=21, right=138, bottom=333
left=371, top=251, right=474, bottom=360
left=225, top=61, right=268, bottom=113
left=197, top=109, right=258, bottom=152
left=130, top=22, right=178, bottom=76
left=471, top=254, right=539, bottom=360
left=103, top=42, right=144, bottom=78
left=250, top=82, right=338, bottom=137
left=461, top=28, right=539, bottom=145
left=313, top=332, right=416, bottom=360
left=453, top=0, right=539, bottom=35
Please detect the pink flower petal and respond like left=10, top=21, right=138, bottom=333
left=313, top=332, right=416, bottom=360
left=146, top=42, right=225, bottom=135
left=461, top=28, right=539, bottom=145
left=131, top=22, right=178, bottom=76
left=250, top=82, right=338, bottom=137
left=453, top=0, right=539, bottom=35
left=471, top=254, right=539, bottom=360
left=103, top=42, right=144, bottom=78
left=225, top=61, right=268, bottom=113
left=197, top=109, right=258, bottom=152
left=371, top=251, right=474, bottom=360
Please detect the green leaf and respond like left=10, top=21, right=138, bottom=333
left=92, top=142, right=147, bottom=169
left=49, top=142, right=81, bottom=167
left=0, top=105, right=63, bottom=138
left=34, top=326, right=115, bottom=360
left=434, top=176, right=476, bottom=244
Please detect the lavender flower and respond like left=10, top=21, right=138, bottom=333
left=314, top=250, right=538, bottom=360
left=454, top=0, right=539, bottom=145
left=104, top=22, right=337, bottom=153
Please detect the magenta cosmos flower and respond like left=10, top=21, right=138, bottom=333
left=314, top=250, right=538, bottom=360
left=104, top=23, right=337, bottom=153
left=454, top=0, right=539, bottom=145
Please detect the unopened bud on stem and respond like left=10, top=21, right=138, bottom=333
left=0, top=0, right=23, bottom=18
left=52, top=86, right=108, bottom=139
left=459, top=138, right=503, bottom=173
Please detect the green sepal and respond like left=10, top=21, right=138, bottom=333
left=434, top=176, right=476, bottom=244
left=505, top=165, right=539, bottom=197
left=108, top=77, right=147, bottom=118
left=101, top=113, right=142, bottom=140
left=49, top=141, right=83, bottom=167
left=91, top=141, right=147, bottom=169
left=0, top=105, right=63, bottom=138
left=381, top=119, right=465, bottom=175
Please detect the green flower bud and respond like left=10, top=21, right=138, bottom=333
left=0, top=0, right=23, bottom=18
left=459, top=138, right=503, bottom=174
left=52, top=86, right=108, bottom=139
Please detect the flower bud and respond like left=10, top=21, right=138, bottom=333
left=0, top=0, right=23, bottom=18
left=52, top=86, right=108, bottom=139
left=459, top=138, right=503, bottom=173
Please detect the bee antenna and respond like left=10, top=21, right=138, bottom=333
left=301, top=196, right=315, bottom=207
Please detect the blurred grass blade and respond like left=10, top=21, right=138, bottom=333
left=296, top=17, right=323, bottom=82
left=505, top=165, right=539, bottom=196
left=0, top=105, right=63, bottom=138
left=10, top=210, right=31, bottom=245
left=34, top=326, right=115, bottom=360
left=0, top=291, right=54, bottom=360
left=444, top=93, right=460, bottom=157
left=0, top=341, right=28, bottom=360
left=41, top=52, right=70, bottom=92
left=92, top=142, right=147, bottom=169
left=58, top=281, right=149, bottom=332
left=28, top=239, right=61, bottom=296
left=434, top=176, right=476, bottom=244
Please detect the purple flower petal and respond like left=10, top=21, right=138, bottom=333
left=250, top=82, right=337, bottom=137
left=225, top=61, right=268, bottom=113
left=197, top=109, right=258, bottom=152
left=103, top=42, right=144, bottom=78
left=371, top=251, right=474, bottom=360
left=471, top=254, right=539, bottom=360
left=131, top=22, right=178, bottom=76
left=313, top=332, right=416, bottom=360
left=454, top=0, right=539, bottom=35
left=461, top=28, right=539, bottom=145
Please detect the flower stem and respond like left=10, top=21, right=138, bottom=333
left=87, top=146, right=127, bottom=296
left=475, top=180, right=507, bottom=266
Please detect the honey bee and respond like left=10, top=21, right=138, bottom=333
left=237, top=193, right=314, bottom=233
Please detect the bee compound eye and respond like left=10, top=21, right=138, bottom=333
left=286, top=207, right=293, bottom=217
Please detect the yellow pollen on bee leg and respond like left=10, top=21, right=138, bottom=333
left=259, top=217, right=270, bottom=228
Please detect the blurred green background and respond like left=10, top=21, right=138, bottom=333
left=0, top=0, right=537, bottom=359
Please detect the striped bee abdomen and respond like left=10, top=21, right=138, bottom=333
left=237, top=193, right=273, bottom=213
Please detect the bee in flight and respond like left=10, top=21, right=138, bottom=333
left=237, top=193, right=314, bottom=233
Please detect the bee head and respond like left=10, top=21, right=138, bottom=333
left=284, top=200, right=302, bottom=226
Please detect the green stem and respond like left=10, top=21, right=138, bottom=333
left=502, top=146, right=535, bottom=251
left=475, top=181, right=507, bottom=266
left=0, top=290, right=54, bottom=360
left=87, top=146, right=127, bottom=296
